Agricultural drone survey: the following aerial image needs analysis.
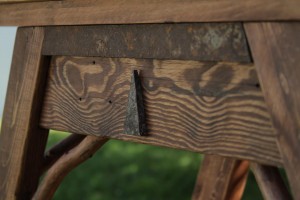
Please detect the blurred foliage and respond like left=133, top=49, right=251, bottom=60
left=47, top=131, right=202, bottom=200
left=46, top=130, right=268, bottom=200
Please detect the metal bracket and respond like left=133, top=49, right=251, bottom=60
left=124, top=70, right=147, bottom=136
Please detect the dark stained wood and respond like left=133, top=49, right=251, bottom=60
left=192, top=155, right=249, bottom=200
left=42, top=133, right=86, bottom=174
left=251, top=163, right=292, bottom=200
left=244, top=22, right=300, bottom=199
left=43, top=23, right=251, bottom=62
left=0, top=0, right=50, bottom=3
left=0, top=0, right=299, bottom=26
left=0, top=27, right=49, bottom=200
left=34, top=136, right=109, bottom=200
left=40, top=56, right=282, bottom=166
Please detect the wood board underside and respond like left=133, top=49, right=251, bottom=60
left=40, top=56, right=281, bottom=166
left=43, top=23, right=251, bottom=62
left=0, top=0, right=299, bottom=26
left=0, top=0, right=49, bottom=3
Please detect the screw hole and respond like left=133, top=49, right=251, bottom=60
left=108, top=100, right=112, bottom=104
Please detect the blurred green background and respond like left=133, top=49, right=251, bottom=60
left=46, top=130, right=267, bottom=200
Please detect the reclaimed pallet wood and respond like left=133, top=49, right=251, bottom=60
left=40, top=56, right=282, bottom=166
left=244, top=22, right=300, bottom=199
left=0, top=0, right=299, bottom=26
left=192, top=155, right=249, bottom=200
left=42, top=23, right=251, bottom=63
left=0, top=27, right=49, bottom=200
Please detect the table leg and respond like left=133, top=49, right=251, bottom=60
left=0, top=27, right=50, bottom=200
left=244, top=22, right=300, bottom=199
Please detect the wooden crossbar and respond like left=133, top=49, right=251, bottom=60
left=0, top=0, right=299, bottom=26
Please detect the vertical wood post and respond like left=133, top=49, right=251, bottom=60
left=244, top=22, right=300, bottom=199
left=0, top=27, right=49, bottom=200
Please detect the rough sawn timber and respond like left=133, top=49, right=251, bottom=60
left=42, top=23, right=251, bottom=62
left=40, top=56, right=281, bottom=166
left=0, top=0, right=299, bottom=26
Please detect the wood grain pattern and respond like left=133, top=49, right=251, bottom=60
left=42, top=23, right=251, bottom=62
left=0, top=27, right=49, bottom=200
left=40, top=56, right=281, bottom=166
left=192, top=155, right=248, bottom=200
left=0, top=0, right=299, bottom=26
left=244, top=22, right=300, bottom=199
left=251, top=163, right=292, bottom=200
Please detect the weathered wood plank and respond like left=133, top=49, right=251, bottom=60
left=43, top=23, right=251, bottom=62
left=192, top=155, right=248, bottom=200
left=0, top=27, right=49, bottom=200
left=244, top=22, right=300, bottom=199
left=40, top=56, right=281, bottom=166
left=0, top=0, right=299, bottom=26
left=251, top=163, right=292, bottom=200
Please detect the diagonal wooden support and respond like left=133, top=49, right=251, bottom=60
left=251, top=163, right=292, bottom=200
left=0, top=27, right=49, bottom=200
left=42, top=133, right=86, bottom=173
left=244, top=22, right=300, bottom=199
left=33, top=136, right=108, bottom=200
left=192, top=155, right=249, bottom=200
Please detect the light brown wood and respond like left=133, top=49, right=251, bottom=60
left=0, top=27, right=49, bottom=200
left=244, top=22, right=300, bottom=199
left=0, top=0, right=299, bottom=26
left=192, top=155, right=249, bottom=200
left=251, top=163, right=292, bottom=200
left=33, top=136, right=108, bottom=200
left=225, top=160, right=249, bottom=200
left=40, top=56, right=281, bottom=166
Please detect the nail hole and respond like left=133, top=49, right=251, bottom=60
left=92, top=61, right=96, bottom=65
left=79, top=97, right=82, bottom=101
left=255, top=83, right=260, bottom=88
left=108, top=100, right=112, bottom=104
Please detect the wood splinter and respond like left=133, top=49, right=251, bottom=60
left=33, top=136, right=109, bottom=200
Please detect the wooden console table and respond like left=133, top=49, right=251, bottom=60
left=0, top=1, right=299, bottom=199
